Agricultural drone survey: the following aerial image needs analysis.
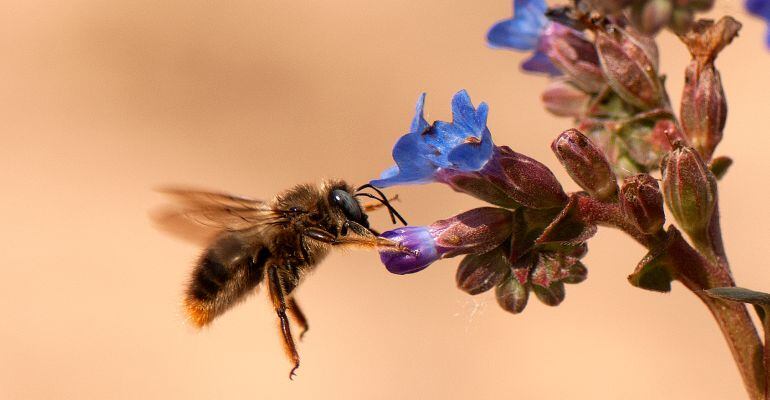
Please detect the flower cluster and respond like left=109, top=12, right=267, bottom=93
left=487, top=0, right=746, bottom=178
left=372, top=91, right=597, bottom=313
left=371, top=15, right=742, bottom=312
left=368, top=0, right=768, bottom=396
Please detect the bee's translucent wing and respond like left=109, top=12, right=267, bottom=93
left=152, top=187, right=283, bottom=245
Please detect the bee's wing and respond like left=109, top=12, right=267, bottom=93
left=152, top=187, right=283, bottom=245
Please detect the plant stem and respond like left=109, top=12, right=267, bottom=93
left=576, top=194, right=765, bottom=399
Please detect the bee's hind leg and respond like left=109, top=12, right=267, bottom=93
left=288, top=297, right=309, bottom=340
left=267, top=266, right=300, bottom=379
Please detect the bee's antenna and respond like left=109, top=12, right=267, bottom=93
left=355, top=184, right=408, bottom=226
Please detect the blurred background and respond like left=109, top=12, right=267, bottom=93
left=1, top=1, right=769, bottom=399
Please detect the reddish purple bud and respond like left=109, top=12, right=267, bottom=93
left=483, top=146, right=568, bottom=209
left=678, top=18, right=740, bottom=160
left=541, top=80, right=590, bottom=118
left=680, top=63, right=726, bottom=161
left=620, top=174, right=665, bottom=234
left=496, top=276, right=529, bottom=314
left=541, top=24, right=606, bottom=93
left=631, top=0, right=673, bottom=35
left=651, top=119, right=682, bottom=150
left=456, top=246, right=509, bottom=295
left=434, top=170, right=520, bottom=208
left=661, top=145, right=717, bottom=237
left=595, top=26, right=663, bottom=109
left=430, top=207, right=514, bottom=258
left=552, top=129, right=618, bottom=200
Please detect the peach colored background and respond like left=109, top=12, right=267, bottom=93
left=2, top=1, right=769, bottom=399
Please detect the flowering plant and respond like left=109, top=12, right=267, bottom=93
left=371, top=0, right=770, bottom=398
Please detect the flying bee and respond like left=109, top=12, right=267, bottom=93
left=155, top=180, right=406, bottom=379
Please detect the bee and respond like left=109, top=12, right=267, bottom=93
left=156, top=180, right=406, bottom=378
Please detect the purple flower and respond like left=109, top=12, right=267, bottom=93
left=378, top=208, right=514, bottom=275
left=370, top=90, right=494, bottom=188
left=379, top=227, right=440, bottom=274
left=746, top=0, right=770, bottom=47
left=487, top=0, right=561, bottom=75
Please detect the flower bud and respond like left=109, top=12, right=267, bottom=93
left=541, top=24, right=605, bottom=93
left=434, top=170, right=520, bottom=208
left=651, top=118, right=682, bottom=149
left=680, top=62, right=726, bottom=161
left=668, top=8, right=694, bottom=34
left=661, top=145, right=717, bottom=237
left=456, top=246, right=509, bottom=295
left=378, top=207, right=514, bottom=275
left=541, top=80, right=590, bottom=118
left=496, top=276, right=529, bottom=314
left=532, top=281, right=566, bottom=306
left=552, top=129, right=618, bottom=200
left=620, top=174, right=665, bottom=234
left=632, top=0, right=673, bottom=35
left=595, top=26, right=663, bottom=109
left=482, top=146, right=568, bottom=209
left=562, top=261, right=588, bottom=284
left=531, top=250, right=587, bottom=287
left=431, top=207, right=514, bottom=257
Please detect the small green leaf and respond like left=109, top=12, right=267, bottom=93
left=704, top=287, right=770, bottom=307
left=709, top=156, right=732, bottom=180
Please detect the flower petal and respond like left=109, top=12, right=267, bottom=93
left=487, top=0, right=549, bottom=50
left=370, top=133, right=437, bottom=187
left=521, top=50, right=561, bottom=76
left=432, top=90, right=495, bottom=171
left=379, top=227, right=439, bottom=274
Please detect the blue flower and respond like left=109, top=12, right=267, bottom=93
left=746, top=0, right=770, bottom=47
left=378, top=227, right=439, bottom=274
left=371, top=90, right=494, bottom=188
left=487, top=0, right=561, bottom=75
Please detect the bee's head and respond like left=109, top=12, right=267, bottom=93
left=329, top=186, right=370, bottom=229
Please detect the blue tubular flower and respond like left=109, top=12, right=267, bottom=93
left=746, top=0, right=770, bottom=47
left=370, top=90, right=495, bottom=188
left=487, top=0, right=561, bottom=75
left=379, top=227, right=439, bottom=274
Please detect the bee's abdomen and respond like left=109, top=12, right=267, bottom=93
left=184, top=234, right=270, bottom=327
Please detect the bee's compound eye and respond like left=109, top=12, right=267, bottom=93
left=331, top=189, right=363, bottom=223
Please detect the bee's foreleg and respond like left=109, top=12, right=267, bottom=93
left=267, top=266, right=300, bottom=380
left=288, top=297, right=309, bottom=340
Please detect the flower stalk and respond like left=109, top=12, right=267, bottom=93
left=369, top=2, right=768, bottom=396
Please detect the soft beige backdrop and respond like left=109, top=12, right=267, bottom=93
left=2, top=1, right=769, bottom=399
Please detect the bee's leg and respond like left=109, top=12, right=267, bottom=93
left=267, top=266, right=300, bottom=379
left=288, top=297, right=309, bottom=340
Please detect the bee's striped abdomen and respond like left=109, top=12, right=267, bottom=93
left=184, top=233, right=270, bottom=327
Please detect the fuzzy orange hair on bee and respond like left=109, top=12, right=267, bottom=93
left=155, top=179, right=406, bottom=379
